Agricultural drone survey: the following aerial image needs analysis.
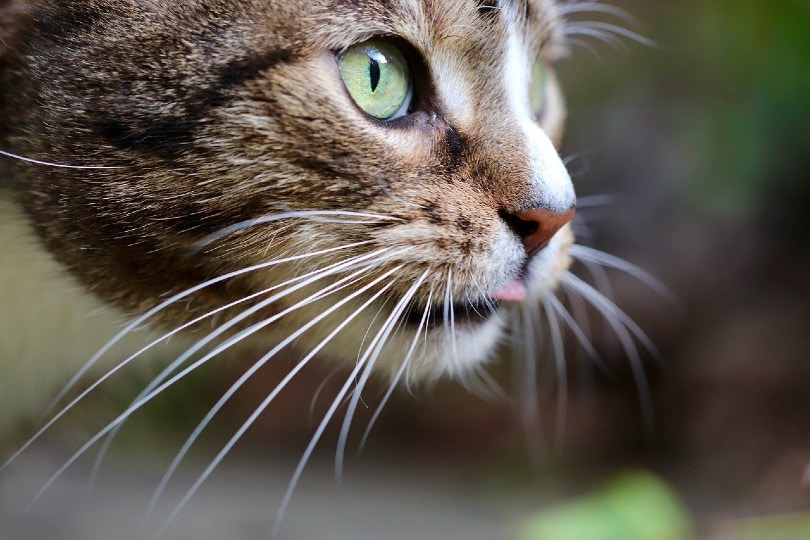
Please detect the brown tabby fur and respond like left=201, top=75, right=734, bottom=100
left=0, top=0, right=571, bottom=381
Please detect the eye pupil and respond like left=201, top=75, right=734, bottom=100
left=369, top=58, right=381, bottom=92
left=338, top=39, right=412, bottom=120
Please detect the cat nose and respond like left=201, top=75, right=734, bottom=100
left=499, top=206, right=576, bottom=255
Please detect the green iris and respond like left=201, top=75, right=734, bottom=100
left=338, top=39, right=412, bottom=120
left=531, top=61, right=548, bottom=115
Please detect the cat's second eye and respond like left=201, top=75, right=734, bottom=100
left=531, top=61, right=548, bottom=119
left=338, top=39, right=413, bottom=121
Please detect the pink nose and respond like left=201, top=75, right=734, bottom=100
left=500, top=206, right=576, bottom=255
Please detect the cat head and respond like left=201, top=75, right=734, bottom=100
left=3, top=0, right=575, bottom=380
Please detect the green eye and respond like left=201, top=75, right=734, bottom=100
left=531, top=61, right=548, bottom=116
left=338, top=39, right=413, bottom=121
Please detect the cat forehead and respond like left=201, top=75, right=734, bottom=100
left=132, top=0, right=560, bottom=49
left=306, top=0, right=560, bottom=46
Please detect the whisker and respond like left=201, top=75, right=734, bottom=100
left=570, top=244, right=677, bottom=304
left=43, top=241, right=375, bottom=416
left=558, top=1, right=636, bottom=24
left=89, top=249, right=385, bottom=483
left=359, top=288, right=434, bottom=451
left=1, top=244, right=382, bottom=476
left=308, top=367, right=343, bottom=428
left=194, top=210, right=404, bottom=251
left=0, top=148, right=124, bottom=169
left=22, top=254, right=406, bottom=511
left=565, top=21, right=658, bottom=49
left=563, top=273, right=661, bottom=362
left=564, top=25, right=629, bottom=53
left=545, top=293, right=610, bottom=377
left=564, top=36, right=604, bottom=60
left=148, top=266, right=406, bottom=530
left=445, top=270, right=459, bottom=375
left=470, top=274, right=499, bottom=317
left=473, top=367, right=509, bottom=401
left=576, top=257, right=616, bottom=302
left=270, top=281, right=415, bottom=539
left=542, top=296, right=567, bottom=453
left=516, top=303, right=544, bottom=462
left=562, top=150, right=590, bottom=174
left=576, top=194, right=620, bottom=208
left=561, top=273, right=656, bottom=440
left=335, top=271, right=428, bottom=482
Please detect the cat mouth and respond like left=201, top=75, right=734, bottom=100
left=402, top=276, right=528, bottom=327
left=404, top=297, right=503, bottom=327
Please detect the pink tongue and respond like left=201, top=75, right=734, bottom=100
left=492, top=278, right=527, bottom=303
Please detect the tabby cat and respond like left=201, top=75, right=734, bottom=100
left=0, top=0, right=648, bottom=534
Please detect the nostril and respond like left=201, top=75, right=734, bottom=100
left=498, top=209, right=539, bottom=239
left=499, top=206, right=576, bottom=255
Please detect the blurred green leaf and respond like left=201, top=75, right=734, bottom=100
left=515, top=472, right=691, bottom=540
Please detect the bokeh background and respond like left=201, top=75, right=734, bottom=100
left=3, top=1, right=809, bottom=539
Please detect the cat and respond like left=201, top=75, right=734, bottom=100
left=0, top=0, right=654, bottom=534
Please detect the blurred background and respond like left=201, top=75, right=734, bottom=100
left=3, top=0, right=810, bottom=538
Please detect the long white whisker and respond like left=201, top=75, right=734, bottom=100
left=470, top=274, right=499, bottom=317
left=194, top=210, right=404, bottom=250
left=542, top=297, right=567, bottom=453
left=558, top=2, right=636, bottom=23
left=22, top=255, right=405, bottom=511
left=0, top=148, right=124, bottom=169
left=565, top=36, right=603, bottom=60
left=89, top=249, right=384, bottom=483
left=270, top=278, right=412, bottom=539
left=566, top=20, right=658, bottom=48
left=576, top=194, right=620, bottom=208
left=561, top=274, right=655, bottom=439
left=149, top=266, right=405, bottom=531
left=335, top=271, right=428, bottom=481
left=473, top=367, right=508, bottom=400
left=43, top=240, right=374, bottom=416
left=546, top=293, right=607, bottom=374
left=563, top=273, right=661, bottom=362
left=570, top=244, right=677, bottom=303
left=359, top=288, right=434, bottom=451
left=308, top=367, right=342, bottom=428
left=444, top=270, right=459, bottom=375
left=517, top=301, right=544, bottom=463
left=1, top=244, right=381, bottom=476
left=564, top=25, right=629, bottom=52
left=577, top=257, right=616, bottom=302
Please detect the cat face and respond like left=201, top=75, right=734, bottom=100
left=3, top=0, right=574, bottom=380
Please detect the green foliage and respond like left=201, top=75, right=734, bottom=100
left=515, top=472, right=691, bottom=540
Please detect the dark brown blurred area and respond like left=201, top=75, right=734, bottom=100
left=554, top=0, right=810, bottom=526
